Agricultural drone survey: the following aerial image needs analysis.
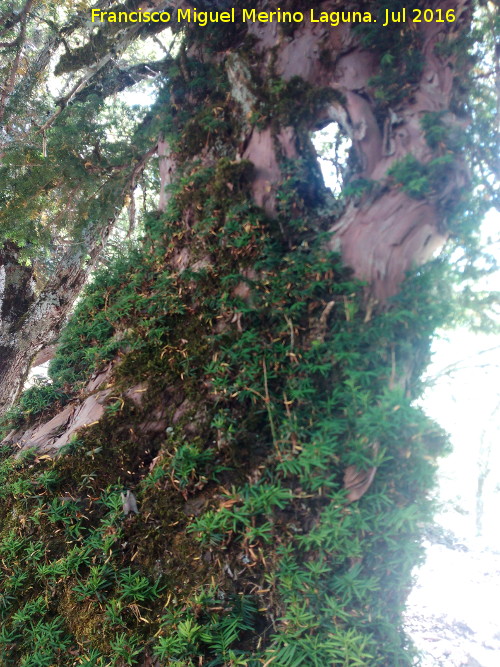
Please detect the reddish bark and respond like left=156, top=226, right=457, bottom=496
left=239, top=0, right=470, bottom=298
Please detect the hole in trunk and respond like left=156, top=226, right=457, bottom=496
left=311, top=123, right=351, bottom=196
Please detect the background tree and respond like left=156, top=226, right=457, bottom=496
left=0, top=0, right=166, bottom=413
left=0, top=0, right=498, bottom=665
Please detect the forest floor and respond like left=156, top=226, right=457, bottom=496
left=405, top=524, right=500, bottom=666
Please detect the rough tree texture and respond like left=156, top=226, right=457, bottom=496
left=0, top=1, right=479, bottom=665
left=0, top=146, right=155, bottom=416
left=0, top=241, right=91, bottom=413
left=0, top=218, right=115, bottom=414
left=0, top=244, right=37, bottom=403
left=240, top=3, right=469, bottom=299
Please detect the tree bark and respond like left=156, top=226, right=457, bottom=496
left=0, top=2, right=479, bottom=664
left=0, top=243, right=38, bottom=408
left=0, top=240, right=97, bottom=414
left=0, top=142, right=156, bottom=416
left=236, top=2, right=469, bottom=299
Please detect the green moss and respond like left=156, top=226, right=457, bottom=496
left=0, top=25, right=470, bottom=666
left=0, top=207, right=453, bottom=665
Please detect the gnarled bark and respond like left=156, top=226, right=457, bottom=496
left=241, top=0, right=470, bottom=299
left=0, top=240, right=97, bottom=415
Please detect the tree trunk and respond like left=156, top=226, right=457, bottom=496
left=0, top=2, right=476, bottom=665
left=475, top=402, right=499, bottom=537
left=0, top=144, right=156, bottom=417
left=0, top=236, right=104, bottom=414
left=0, top=243, right=38, bottom=408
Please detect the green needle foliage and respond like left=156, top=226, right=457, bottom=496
left=0, top=1, right=498, bottom=666
left=0, top=131, right=455, bottom=665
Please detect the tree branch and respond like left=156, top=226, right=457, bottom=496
left=0, top=0, right=33, bottom=124
left=72, top=60, right=168, bottom=104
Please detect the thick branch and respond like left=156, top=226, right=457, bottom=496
left=72, top=60, right=167, bottom=104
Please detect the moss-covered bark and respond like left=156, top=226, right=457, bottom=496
left=0, top=2, right=479, bottom=665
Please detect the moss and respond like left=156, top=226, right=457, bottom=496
left=212, top=158, right=255, bottom=199
left=0, top=22, right=468, bottom=665
left=0, top=221, right=452, bottom=664
left=57, top=588, right=108, bottom=650
left=0, top=149, right=451, bottom=660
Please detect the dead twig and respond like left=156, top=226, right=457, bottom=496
left=262, top=359, right=278, bottom=454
